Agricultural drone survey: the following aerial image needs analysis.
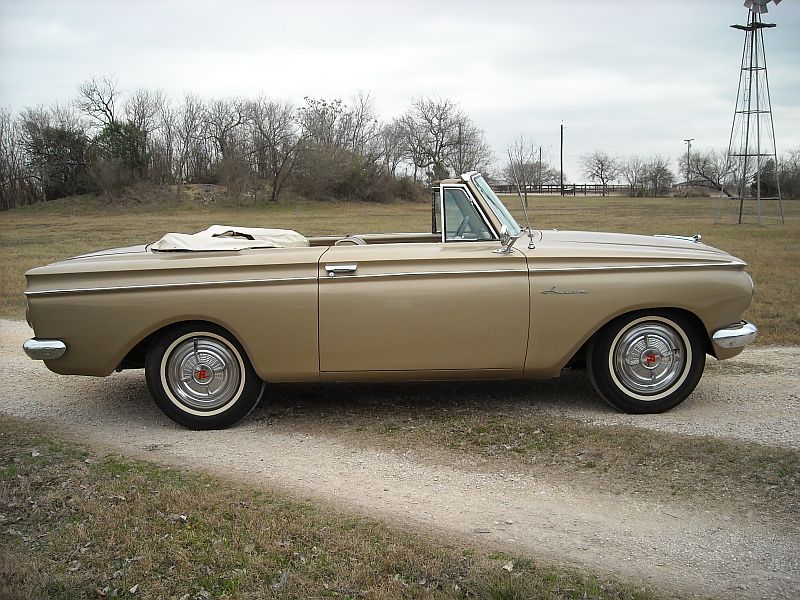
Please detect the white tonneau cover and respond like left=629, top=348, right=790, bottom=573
left=151, top=225, right=309, bottom=251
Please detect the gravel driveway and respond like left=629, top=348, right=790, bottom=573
left=2, top=319, right=798, bottom=598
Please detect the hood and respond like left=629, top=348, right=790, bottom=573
left=525, top=230, right=745, bottom=268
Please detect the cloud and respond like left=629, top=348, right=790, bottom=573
left=1, top=0, right=797, bottom=179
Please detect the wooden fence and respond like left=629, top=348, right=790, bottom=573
left=492, top=183, right=630, bottom=196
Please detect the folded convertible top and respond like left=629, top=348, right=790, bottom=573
left=151, top=225, right=309, bottom=251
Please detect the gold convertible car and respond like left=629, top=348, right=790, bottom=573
left=23, top=172, right=757, bottom=429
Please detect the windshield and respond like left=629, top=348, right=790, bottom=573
left=471, top=175, right=522, bottom=237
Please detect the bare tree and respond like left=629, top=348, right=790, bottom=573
left=77, top=75, right=119, bottom=128
left=504, top=136, right=534, bottom=205
left=503, top=138, right=560, bottom=204
left=688, top=149, right=734, bottom=197
left=379, top=119, right=408, bottom=177
left=448, top=120, right=492, bottom=177
left=779, top=147, right=800, bottom=199
left=174, top=94, right=206, bottom=194
left=295, top=94, right=394, bottom=199
left=620, top=155, right=646, bottom=196
left=342, top=91, right=381, bottom=163
left=296, top=97, right=352, bottom=198
left=122, top=88, right=166, bottom=179
left=153, top=100, right=177, bottom=184
left=580, top=150, right=620, bottom=196
left=248, top=97, right=301, bottom=202
left=124, top=89, right=164, bottom=134
left=299, top=97, right=349, bottom=149
left=400, top=97, right=465, bottom=181
left=205, top=98, right=247, bottom=161
left=642, top=155, right=675, bottom=197
left=0, top=108, right=36, bottom=209
left=0, top=109, right=15, bottom=209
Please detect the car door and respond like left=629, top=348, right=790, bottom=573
left=317, top=184, right=530, bottom=375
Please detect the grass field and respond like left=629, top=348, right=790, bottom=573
left=1, top=192, right=797, bottom=598
left=0, top=418, right=654, bottom=600
left=1, top=189, right=797, bottom=344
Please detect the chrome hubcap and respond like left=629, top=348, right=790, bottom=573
left=166, top=337, right=241, bottom=410
left=613, top=322, right=685, bottom=396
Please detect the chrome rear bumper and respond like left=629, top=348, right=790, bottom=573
left=23, top=339, right=67, bottom=360
left=711, top=321, right=758, bottom=350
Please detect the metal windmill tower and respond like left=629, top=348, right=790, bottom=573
left=724, top=0, right=784, bottom=224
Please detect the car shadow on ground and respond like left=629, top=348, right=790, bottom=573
left=94, top=367, right=605, bottom=430
left=249, top=368, right=604, bottom=425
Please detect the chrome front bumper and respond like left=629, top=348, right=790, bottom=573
left=23, top=339, right=67, bottom=360
left=711, top=321, right=758, bottom=349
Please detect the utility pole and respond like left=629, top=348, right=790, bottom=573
left=560, top=122, right=564, bottom=196
left=684, top=138, right=694, bottom=194
left=538, top=146, right=542, bottom=193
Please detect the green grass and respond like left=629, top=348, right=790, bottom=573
left=0, top=417, right=655, bottom=600
left=1, top=189, right=797, bottom=344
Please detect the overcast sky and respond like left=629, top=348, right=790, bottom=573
left=1, top=0, right=798, bottom=180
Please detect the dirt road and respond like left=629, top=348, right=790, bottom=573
left=2, top=319, right=798, bottom=598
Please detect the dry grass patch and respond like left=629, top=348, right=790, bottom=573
left=1, top=193, right=798, bottom=344
left=258, top=378, right=800, bottom=522
left=0, top=418, right=655, bottom=600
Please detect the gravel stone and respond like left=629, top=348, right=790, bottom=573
left=1, top=319, right=798, bottom=599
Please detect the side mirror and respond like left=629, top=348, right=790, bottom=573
left=495, top=225, right=521, bottom=254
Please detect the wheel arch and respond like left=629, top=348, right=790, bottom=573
left=584, top=306, right=708, bottom=413
left=117, top=318, right=255, bottom=372
left=565, top=306, right=711, bottom=370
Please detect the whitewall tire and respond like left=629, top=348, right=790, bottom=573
left=145, top=323, right=264, bottom=429
left=587, top=312, right=705, bottom=414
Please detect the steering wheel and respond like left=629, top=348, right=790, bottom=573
left=455, top=215, right=470, bottom=239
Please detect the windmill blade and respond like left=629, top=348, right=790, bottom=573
left=744, top=0, right=773, bottom=11
left=772, top=0, right=782, bottom=5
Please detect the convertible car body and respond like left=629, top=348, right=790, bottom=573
left=23, top=172, right=757, bottom=429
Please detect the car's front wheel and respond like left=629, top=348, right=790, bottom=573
left=586, top=311, right=705, bottom=413
left=145, top=323, right=264, bottom=429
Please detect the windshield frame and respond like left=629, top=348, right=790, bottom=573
left=438, top=184, right=497, bottom=242
left=467, top=174, right=523, bottom=237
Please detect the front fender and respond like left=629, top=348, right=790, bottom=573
left=524, top=267, right=754, bottom=377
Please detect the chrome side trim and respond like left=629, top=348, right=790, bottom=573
left=321, top=268, right=528, bottom=281
left=712, top=321, right=758, bottom=349
left=23, top=339, right=67, bottom=360
left=24, top=275, right=317, bottom=297
left=25, top=261, right=743, bottom=296
left=529, top=261, right=745, bottom=274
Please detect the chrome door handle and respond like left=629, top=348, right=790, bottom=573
left=325, top=264, right=358, bottom=277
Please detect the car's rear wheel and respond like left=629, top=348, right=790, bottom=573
left=145, top=323, right=264, bottom=429
left=586, top=311, right=705, bottom=413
